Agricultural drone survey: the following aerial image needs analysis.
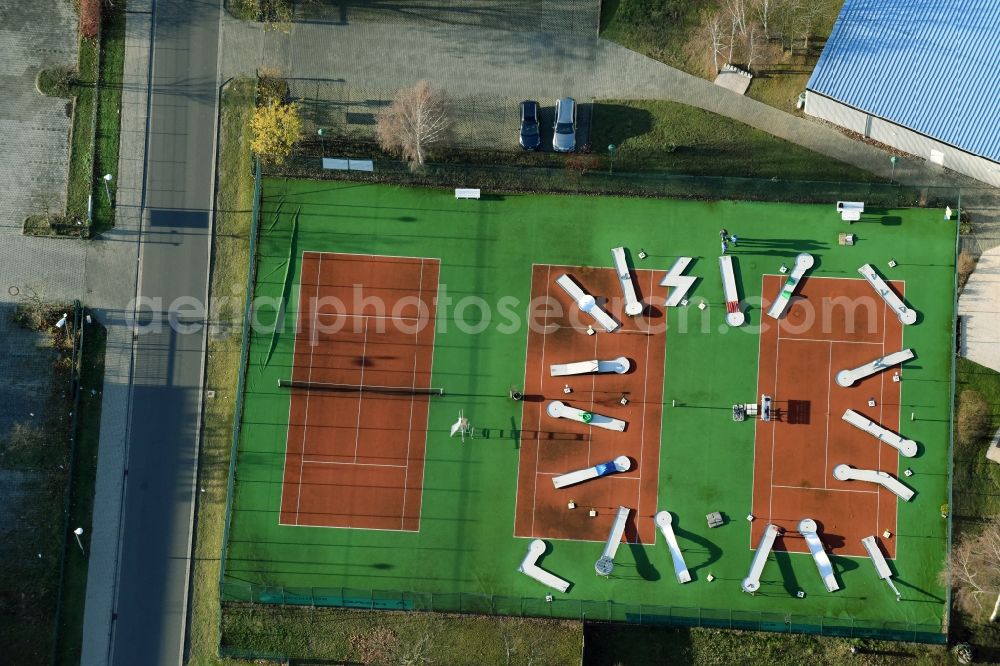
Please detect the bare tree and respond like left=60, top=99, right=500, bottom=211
left=376, top=81, right=451, bottom=168
left=706, top=12, right=727, bottom=74
left=944, top=521, right=1000, bottom=620
left=755, top=0, right=771, bottom=39
left=745, top=23, right=760, bottom=71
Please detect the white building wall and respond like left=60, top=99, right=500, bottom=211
left=805, top=92, right=1000, bottom=187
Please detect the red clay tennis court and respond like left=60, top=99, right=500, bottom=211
left=279, top=252, right=440, bottom=530
left=753, top=275, right=905, bottom=558
left=515, top=264, right=668, bottom=544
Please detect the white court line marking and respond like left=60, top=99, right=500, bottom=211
left=771, top=484, right=879, bottom=494
left=778, top=335, right=885, bottom=345
left=400, top=258, right=424, bottom=529
left=312, top=312, right=424, bottom=322
left=530, top=266, right=552, bottom=537
left=303, top=460, right=409, bottom=468
left=411, top=260, right=441, bottom=534
left=295, top=254, right=324, bottom=525
left=824, top=340, right=833, bottom=489
left=352, top=318, right=370, bottom=463
left=637, top=269, right=654, bottom=543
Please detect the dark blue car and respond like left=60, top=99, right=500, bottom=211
left=519, top=100, right=541, bottom=151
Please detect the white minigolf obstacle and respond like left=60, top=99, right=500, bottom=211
left=835, top=348, right=915, bottom=387
left=861, top=535, right=901, bottom=601
left=546, top=400, right=626, bottom=432
left=552, top=456, right=631, bottom=489
left=654, top=511, right=692, bottom=583
left=858, top=264, right=917, bottom=325
left=832, top=464, right=915, bottom=501
left=742, top=523, right=783, bottom=593
left=550, top=357, right=631, bottom=377
left=798, top=518, right=840, bottom=593
left=555, top=274, right=619, bottom=332
left=611, top=247, right=645, bottom=316
left=766, top=253, right=815, bottom=319
left=595, top=506, right=631, bottom=576
left=518, top=539, right=570, bottom=593
left=842, top=409, right=918, bottom=457
left=719, top=255, right=745, bottom=326
left=660, top=257, right=696, bottom=307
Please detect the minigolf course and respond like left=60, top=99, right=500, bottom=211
left=833, top=464, right=915, bottom=501
left=798, top=519, right=840, bottom=593
left=546, top=400, right=626, bottom=431
left=552, top=456, right=631, bottom=489
left=550, top=357, right=631, bottom=377
left=742, top=523, right=783, bottom=593
left=835, top=348, right=915, bottom=387
left=654, top=511, right=692, bottom=583
left=611, top=247, right=645, bottom=316
left=555, top=273, right=619, bottom=332
left=766, top=253, right=814, bottom=319
left=842, top=409, right=918, bottom=458
left=595, top=506, right=631, bottom=576
left=719, top=255, right=745, bottom=326
left=859, top=263, right=917, bottom=325
left=518, top=539, right=570, bottom=593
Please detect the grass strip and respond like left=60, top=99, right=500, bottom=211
left=65, top=37, right=98, bottom=223
left=90, top=1, right=127, bottom=234
left=53, top=320, right=107, bottom=665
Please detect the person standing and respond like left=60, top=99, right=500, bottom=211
left=720, top=228, right=729, bottom=241
left=721, top=238, right=729, bottom=254
left=730, top=234, right=739, bottom=246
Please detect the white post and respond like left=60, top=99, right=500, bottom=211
left=102, top=173, right=113, bottom=205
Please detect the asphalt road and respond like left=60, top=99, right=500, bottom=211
left=108, top=0, right=220, bottom=663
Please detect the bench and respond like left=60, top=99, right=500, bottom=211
left=455, top=188, right=481, bottom=199
left=836, top=200, right=864, bottom=222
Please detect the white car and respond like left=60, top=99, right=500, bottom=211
left=552, top=97, right=577, bottom=152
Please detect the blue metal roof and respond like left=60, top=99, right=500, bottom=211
left=807, top=0, right=1000, bottom=162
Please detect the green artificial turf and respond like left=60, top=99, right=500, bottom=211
left=224, top=180, right=956, bottom=642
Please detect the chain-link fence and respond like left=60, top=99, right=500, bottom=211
left=218, top=157, right=262, bottom=606
left=219, top=582, right=945, bottom=645
left=269, top=142, right=961, bottom=208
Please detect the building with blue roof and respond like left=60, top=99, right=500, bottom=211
left=805, top=0, right=1000, bottom=186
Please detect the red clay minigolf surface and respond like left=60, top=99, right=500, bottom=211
left=753, top=275, right=906, bottom=558
left=515, top=264, right=668, bottom=544
left=279, top=252, right=439, bottom=531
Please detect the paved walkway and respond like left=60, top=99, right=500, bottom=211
left=959, top=246, right=1000, bottom=373
left=80, top=1, right=151, bottom=664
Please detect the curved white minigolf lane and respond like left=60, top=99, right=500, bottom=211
left=833, top=464, right=915, bottom=502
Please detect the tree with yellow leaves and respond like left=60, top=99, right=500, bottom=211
left=250, top=100, right=302, bottom=166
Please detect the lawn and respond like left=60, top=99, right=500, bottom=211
left=590, top=100, right=880, bottom=181
left=222, top=179, right=955, bottom=655
left=599, top=0, right=844, bottom=111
